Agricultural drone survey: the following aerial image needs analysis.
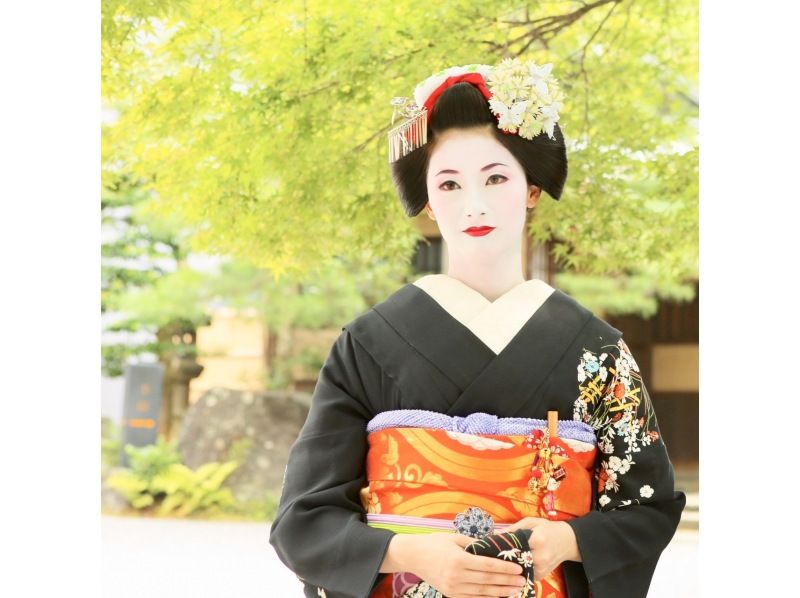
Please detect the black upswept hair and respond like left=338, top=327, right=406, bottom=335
left=390, top=82, right=568, bottom=217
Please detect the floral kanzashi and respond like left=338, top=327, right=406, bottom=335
left=486, top=57, right=565, bottom=140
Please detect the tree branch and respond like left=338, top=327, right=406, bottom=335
left=482, top=0, right=625, bottom=56
left=575, top=0, right=622, bottom=139
left=350, top=123, right=392, bottom=154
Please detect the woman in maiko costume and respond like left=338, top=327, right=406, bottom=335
left=269, top=59, right=686, bottom=598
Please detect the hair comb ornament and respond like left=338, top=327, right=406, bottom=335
left=387, top=59, right=565, bottom=164
left=388, top=97, right=428, bottom=163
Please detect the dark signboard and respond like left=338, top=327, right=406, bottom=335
left=120, top=363, right=164, bottom=467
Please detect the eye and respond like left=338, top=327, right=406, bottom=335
left=487, top=173, right=507, bottom=185
left=439, top=180, right=459, bottom=191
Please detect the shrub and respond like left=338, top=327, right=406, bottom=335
left=105, top=440, right=241, bottom=517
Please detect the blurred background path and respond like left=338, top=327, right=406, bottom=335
left=102, top=515, right=698, bottom=597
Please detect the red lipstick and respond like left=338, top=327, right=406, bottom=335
left=463, top=226, right=496, bottom=237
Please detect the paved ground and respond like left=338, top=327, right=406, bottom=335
left=102, top=515, right=697, bottom=597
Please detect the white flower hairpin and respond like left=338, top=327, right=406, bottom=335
left=486, top=57, right=564, bottom=140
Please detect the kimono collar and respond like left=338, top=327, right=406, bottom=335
left=412, top=274, right=556, bottom=355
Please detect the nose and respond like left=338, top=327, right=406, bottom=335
left=465, top=186, right=488, bottom=217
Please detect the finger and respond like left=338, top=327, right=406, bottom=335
left=450, top=533, right=476, bottom=548
left=458, top=568, right=528, bottom=588
left=503, top=517, right=534, bottom=532
left=462, top=553, right=524, bottom=575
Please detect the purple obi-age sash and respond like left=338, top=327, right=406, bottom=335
left=366, top=409, right=596, bottom=443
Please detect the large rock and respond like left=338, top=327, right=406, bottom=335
left=177, top=387, right=310, bottom=503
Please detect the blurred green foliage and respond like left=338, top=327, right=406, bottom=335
left=101, top=417, right=122, bottom=471
left=101, top=172, right=410, bottom=377
left=102, top=172, right=210, bottom=375
left=106, top=440, right=240, bottom=516
left=102, top=0, right=697, bottom=315
left=102, top=429, right=280, bottom=521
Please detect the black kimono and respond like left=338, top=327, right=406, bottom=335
left=269, top=275, right=686, bottom=598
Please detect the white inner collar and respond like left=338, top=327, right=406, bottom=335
left=412, top=274, right=556, bottom=355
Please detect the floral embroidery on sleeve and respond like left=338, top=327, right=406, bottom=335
left=573, top=338, right=663, bottom=511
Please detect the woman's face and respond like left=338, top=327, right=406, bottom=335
left=425, top=126, right=540, bottom=261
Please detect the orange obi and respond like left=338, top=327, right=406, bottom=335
left=360, top=411, right=597, bottom=598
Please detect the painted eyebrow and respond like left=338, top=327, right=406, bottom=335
left=434, top=162, right=509, bottom=177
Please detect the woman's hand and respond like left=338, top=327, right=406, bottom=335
left=502, top=518, right=582, bottom=581
left=402, top=532, right=529, bottom=597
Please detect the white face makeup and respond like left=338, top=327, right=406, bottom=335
left=425, top=126, right=537, bottom=263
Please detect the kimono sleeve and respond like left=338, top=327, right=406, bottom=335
left=268, top=327, right=396, bottom=598
left=567, top=337, right=687, bottom=598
